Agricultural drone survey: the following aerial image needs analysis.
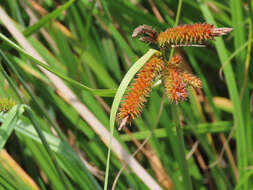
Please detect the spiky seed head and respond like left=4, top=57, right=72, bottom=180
left=163, top=67, right=188, bottom=103
left=118, top=53, right=164, bottom=125
left=182, top=72, right=202, bottom=88
left=157, top=23, right=232, bottom=48
left=162, top=55, right=202, bottom=103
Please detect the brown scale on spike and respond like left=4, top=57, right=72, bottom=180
left=118, top=52, right=164, bottom=124
left=132, top=25, right=158, bottom=44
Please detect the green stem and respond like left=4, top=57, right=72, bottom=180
left=169, top=0, right=183, bottom=58
left=172, top=104, right=193, bottom=190
left=174, top=0, right=183, bottom=27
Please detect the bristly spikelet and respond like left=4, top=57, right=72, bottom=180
left=0, top=98, right=16, bottom=112
left=182, top=72, right=202, bottom=88
left=157, top=23, right=232, bottom=48
left=163, top=66, right=188, bottom=103
left=118, top=52, right=164, bottom=124
left=162, top=55, right=202, bottom=103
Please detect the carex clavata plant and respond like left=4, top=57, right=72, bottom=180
left=118, top=23, right=232, bottom=130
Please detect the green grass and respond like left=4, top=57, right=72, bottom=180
left=0, top=0, right=252, bottom=189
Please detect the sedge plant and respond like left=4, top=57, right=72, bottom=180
left=108, top=22, right=232, bottom=190
left=118, top=23, right=232, bottom=129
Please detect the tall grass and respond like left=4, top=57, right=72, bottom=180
left=0, top=0, right=252, bottom=189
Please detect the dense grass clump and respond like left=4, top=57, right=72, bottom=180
left=0, top=0, right=252, bottom=190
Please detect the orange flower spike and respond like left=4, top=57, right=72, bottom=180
left=182, top=72, right=202, bottom=88
left=162, top=55, right=202, bottom=103
left=163, top=66, right=188, bottom=103
left=157, top=23, right=232, bottom=48
left=162, top=55, right=187, bottom=102
left=118, top=52, right=164, bottom=124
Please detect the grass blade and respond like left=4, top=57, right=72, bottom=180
left=23, top=0, right=75, bottom=37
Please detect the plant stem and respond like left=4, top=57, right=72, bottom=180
left=169, top=0, right=183, bottom=58
left=172, top=104, right=193, bottom=190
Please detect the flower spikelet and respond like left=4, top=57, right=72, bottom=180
left=162, top=55, right=202, bottom=102
left=163, top=65, right=188, bottom=103
left=157, top=23, right=232, bottom=48
left=118, top=53, right=164, bottom=123
left=182, top=72, right=202, bottom=88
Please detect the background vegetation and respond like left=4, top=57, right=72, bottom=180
left=0, top=0, right=252, bottom=189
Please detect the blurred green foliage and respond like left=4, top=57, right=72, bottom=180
left=0, top=0, right=252, bottom=190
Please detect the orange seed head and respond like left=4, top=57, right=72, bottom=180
left=162, top=55, right=202, bottom=103
left=118, top=53, right=164, bottom=123
left=157, top=23, right=231, bottom=48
